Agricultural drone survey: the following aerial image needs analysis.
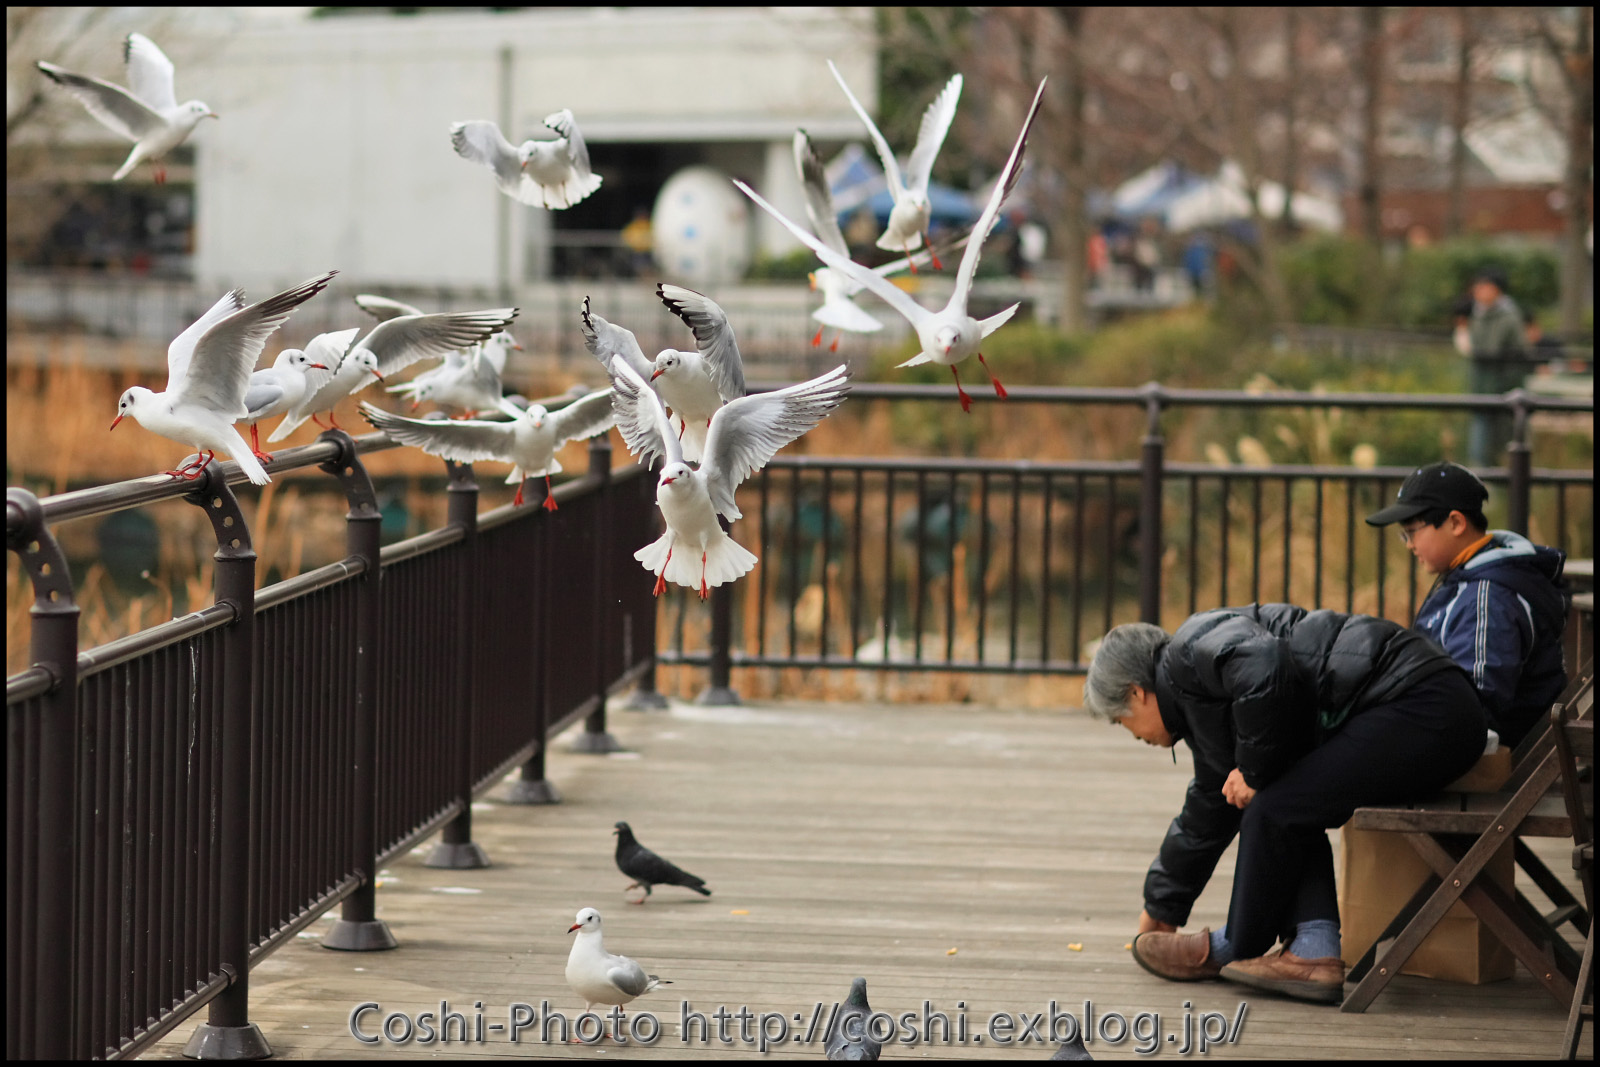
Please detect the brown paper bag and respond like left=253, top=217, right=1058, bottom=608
left=1338, top=823, right=1515, bottom=984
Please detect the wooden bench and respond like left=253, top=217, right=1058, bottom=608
left=1342, top=675, right=1594, bottom=1015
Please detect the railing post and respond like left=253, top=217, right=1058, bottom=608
left=507, top=475, right=561, bottom=804
left=697, top=528, right=741, bottom=705
left=6, top=489, right=78, bottom=1061
left=428, top=460, right=491, bottom=867
left=1138, top=382, right=1166, bottom=625
left=620, top=460, right=669, bottom=710
left=1506, top=389, right=1531, bottom=536
left=180, top=465, right=271, bottom=1060
left=572, top=436, right=624, bottom=752
left=317, top=431, right=398, bottom=952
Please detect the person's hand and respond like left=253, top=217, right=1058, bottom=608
left=1137, top=909, right=1177, bottom=935
left=1222, top=768, right=1256, bottom=810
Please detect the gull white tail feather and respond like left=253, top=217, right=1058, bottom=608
left=634, top=531, right=757, bottom=590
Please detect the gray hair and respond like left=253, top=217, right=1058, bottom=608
left=1083, top=622, right=1170, bottom=721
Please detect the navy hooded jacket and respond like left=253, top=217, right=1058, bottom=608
left=1413, top=530, right=1566, bottom=748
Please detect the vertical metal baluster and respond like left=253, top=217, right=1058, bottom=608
left=1375, top=477, right=1388, bottom=619
left=1219, top=478, right=1231, bottom=605
left=850, top=468, right=864, bottom=662
left=1008, top=470, right=1022, bottom=666
left=1314, top=479, right=1325, bottom=609
left=1187, top=475, right=1200, bottom=616
left=574, top=437, right=626, bottom=747
left=945, top=470, right=957, bottom=666
left=1139, top=386, right=1165, bottom=624
left=1102, top=474, right=1115, bottom=638
left=1071, top=473, right=1086, bottom=667
left=132, top=655, right=149, bottom=1038
left=1344, top=477, right=1358, bottom=612
left=913, top=470, right=927, bottom=663
left=1040, top=473, right=1054, bottom=666
left=1282, top=476, right=1293, bottom=603
left=758, top=467, right=770, bottom=660
left=883, top=473, right=896, bottom=661
left=820, top=467, right=833, bottom=660
left=977, top=471, right=991, bottom=665
left=787, top=466, right=802, bottom=660
left=1250, top=476, right=1263, bottom=603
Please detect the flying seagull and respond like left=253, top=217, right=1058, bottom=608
left=451, top=112, right=602, bottom=209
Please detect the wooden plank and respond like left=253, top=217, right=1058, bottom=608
left=137, top=699, right=1591, bottom=1060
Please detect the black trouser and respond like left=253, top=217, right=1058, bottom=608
left=1223, top=669, right=1486, bottom=960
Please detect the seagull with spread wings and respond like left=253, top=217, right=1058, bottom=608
left=739, top=78, right=1047, bottom=413
left=828, top=60, right=961, bottom=270
left=607, top=358, right=850, bottom=599
left=37, top=33, right=216, bottom=184
left=110, top=271, right=336, bottom=485
left=450, top=111, right=602, bottom=209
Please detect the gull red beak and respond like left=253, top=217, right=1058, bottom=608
left=512, top=341, right=524, bottom=351
left=309, top=363, right=328, bottom=370
left=650, top=368, right=664, bottom=380
left=370, top=370, right=385, bottom=382
left=661, top=476, right=675, bottom=486
left=109, top=414, right=124, bottom=431
left=567, top=923, right=582, bottom=934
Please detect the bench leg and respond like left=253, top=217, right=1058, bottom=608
left=1560, top=924, right=1594, bottom=1058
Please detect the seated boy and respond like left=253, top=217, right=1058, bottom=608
left=1366, top=461, right=1567, bottom=748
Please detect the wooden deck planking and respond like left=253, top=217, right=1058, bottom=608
left=142, top=698, right=1591, bottom=1060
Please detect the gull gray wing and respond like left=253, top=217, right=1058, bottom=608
left=904, top=73, right=963, bottom=201
left=605, top=958, right=652, bottom=998
left=451, top=120, right=523, bottom=193
left=360, top=309, right=518, bottom=378
left=123, top=33, right=177, bottom=112
left=580, top=296, right=654, bottom=380
left=545, top=387, right=616, bottom=444
left=735, top=179, right=930, bottom=330
left=167, top=287, right=246, bottom=393
left=544, top=109, right=593, bottom=180
left=793, top=130, right=849, bottom=256
left=828, top=59, right=904, bottom=198
left=361, top=402, right=518, bottom=463
left=242, top=377, right=287, bottom=421
left=657, top=283, right=746, bottom=401
left=700, top=364, right=851, bottom=520
left=353, top=294, right=427, bottom=322
left=952, top=78, right=1047, bottom=311
left=172, top=271, right=336, bottom=417
left=608, top=359, right=680, bottom=470
left=37, top=61, right=163, bottom=141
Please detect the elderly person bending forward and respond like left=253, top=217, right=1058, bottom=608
left=1085, top=604, right=1485, bottom=1004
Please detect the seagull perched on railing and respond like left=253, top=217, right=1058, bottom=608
left=37, top=33, right=216, bottom=184
left=390, top=333, right=525, bottom=419
left=792, top=129, right=964, bottom=352
left=360, top=387, right=614, bottom=509
left=238, top=346, right=331, bottom=463
left=738, top=77, right=1047, bottom=413
left=607, top=357, right=849, bottom=598
left=269, top=307, right=518, bottom=441
left=451, top=112, right=602, bottom=209
left=110, top=271, right=337, bottom=485
left=828, top=60, right=961, bottom=269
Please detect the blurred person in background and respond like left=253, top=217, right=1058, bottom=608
left=1465, top=266, right=1528, bottom=466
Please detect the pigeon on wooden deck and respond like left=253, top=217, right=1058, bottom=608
left=613, top=822, right=711, bottom=903
left=565, top=908, right=670, bottom=1021
left=825, top=978, right=881, bottom=1061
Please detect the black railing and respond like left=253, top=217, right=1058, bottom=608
left=5, top=380, right=1593, bottom=1058
left=656, top=383, right=1593, bottom=690
left=6, top=428, right=654, bottom=1060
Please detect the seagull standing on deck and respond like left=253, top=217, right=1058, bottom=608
left=37, top=33, right=216, bottom=184
left=738, top=77, right=1048, bottom=413
left=565, top=908, right=670, bottom=1025
left=612, top=822, right=712, bottom=903
left=451, top=112, right=602, bottom=209
left=828, top=60, right=961, bottom=270
left=110, top=271, right=337, bottom=485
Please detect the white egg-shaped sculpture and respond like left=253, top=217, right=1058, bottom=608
left=652, top=165, right=751, bottom=286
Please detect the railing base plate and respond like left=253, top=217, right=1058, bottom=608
left=425, top=841, right=491, bottom=869
left=696, top=685, right=742, bottom=706
left=321, top=919, right=398, bottom=952
left=182, top=1022, right=271, bottom=1060
left=569, top=730, right=625, bottom=754
left=506, top=778, right=562, bottom=804
left=620, top=686, right=670, bottom=711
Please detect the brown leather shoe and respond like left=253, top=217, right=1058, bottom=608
left=1220, top=951, right=1345, bottom=1004
left=1131, top=928, right=1221, bottom=981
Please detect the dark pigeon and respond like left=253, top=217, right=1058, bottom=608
left=825, top=977, right=881, bottom=1061
left=612, top=821, right=711, bottom=902
left=1049, top=1030, right=1093, bottom=1059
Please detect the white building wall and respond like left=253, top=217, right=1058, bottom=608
left=182, top=8, right=878, bottom=293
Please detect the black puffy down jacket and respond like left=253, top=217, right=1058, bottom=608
left=1141, top=603, right=1466, bottom=927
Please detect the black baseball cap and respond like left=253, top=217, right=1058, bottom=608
left=1366, top=462, right=1489, bottom=526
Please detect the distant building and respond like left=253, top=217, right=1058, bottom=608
left=16, top=7, right=878, bottom=292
